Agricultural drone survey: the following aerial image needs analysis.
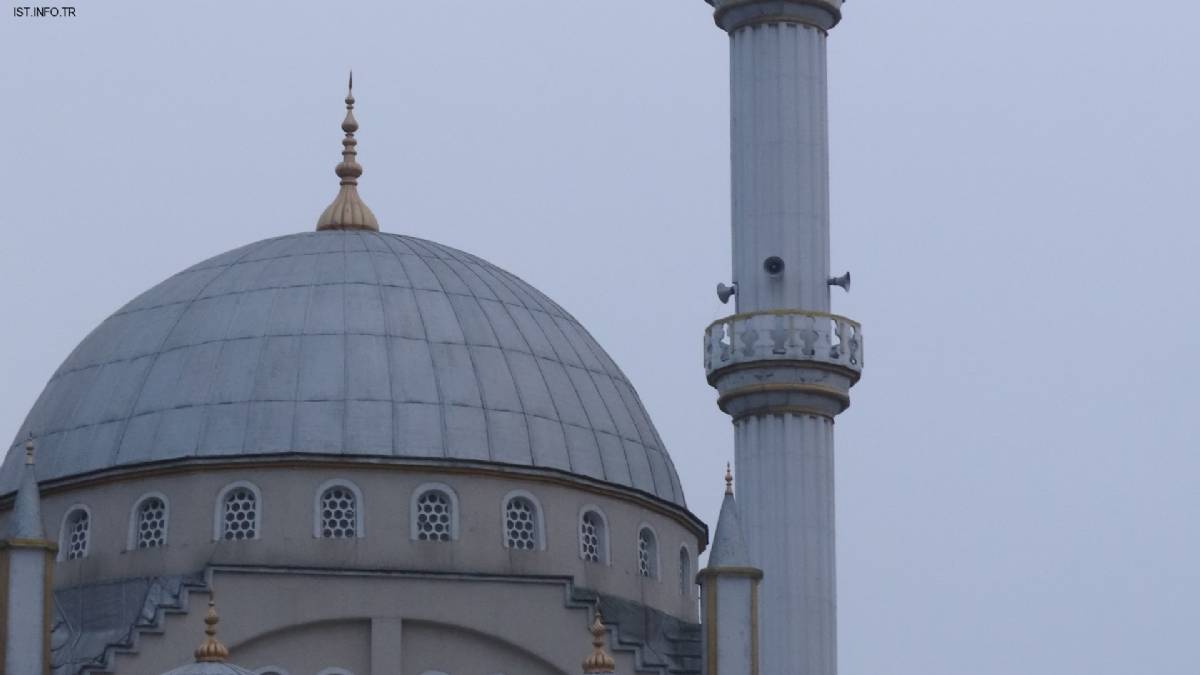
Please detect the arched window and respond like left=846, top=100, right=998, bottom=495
left=679, top=546, right=692, bottom=595
left=501, top=491, right=544, bottom=551
left=215, top=481, right=261, bottom=541
left=314, top=479, right=364, bottom=539
left=129, top=493, right=169, bottom=550
left=254, top=668, right=292, bottom=675
left=637, top=525, right=659, bottom=579
left=59, top=506, right=91, bottom=561
left=411, top=483, right=458, bottom=542
left=578, top=507, right=609, bottom=564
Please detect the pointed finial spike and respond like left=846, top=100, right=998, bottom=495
left=582, top=608, right=616, bottom=674
left=725, top=462, right=733, bottom=495
left=316, top=73, right=378, bottom=231
left=194, top=593, right=230, bottom=663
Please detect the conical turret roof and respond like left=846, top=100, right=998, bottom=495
left=8, top=436, right=44, bottom=540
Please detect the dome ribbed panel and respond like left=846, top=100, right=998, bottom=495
left=1, top=232, right=684, bottom=506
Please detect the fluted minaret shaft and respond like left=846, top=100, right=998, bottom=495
left=701, top=3, right=856, bottom=675
left=730, top=20, right=831, bottom=313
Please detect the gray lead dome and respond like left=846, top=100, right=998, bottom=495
left=1, top=231, right=684, bottom=505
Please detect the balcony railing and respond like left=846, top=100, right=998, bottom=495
left=704, top=310, right=863, bottom=377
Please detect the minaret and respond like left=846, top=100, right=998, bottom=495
left=699, top=465, right=762, bottom=675
left=701, top=2, right=863, bottom=675
left=1, top=436, right=56, bottom=675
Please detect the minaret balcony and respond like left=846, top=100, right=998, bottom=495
left=704, top=310, right=863, bottom=381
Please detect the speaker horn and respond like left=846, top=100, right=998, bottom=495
left=827, top=272, right=851, bottom=292
left=716, top=282, right=737, bottom=304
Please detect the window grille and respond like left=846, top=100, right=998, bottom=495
left=222, top=486, right=258, bottom=540
left=320, top=486, right=358, bottom=538
left=679, top=547, right=692, bottom=595
left=638, top=527, right=658, bottom=578
left=135, top=497, right=167, bottom=549
left=415, top=490, right=452, bottom=542
left=505, top=497, right=539, bottom=550
left=580, top=511, right=605, bottom=563
left=63, top=508, right=89, bottom=560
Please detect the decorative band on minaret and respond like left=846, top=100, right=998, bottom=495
left=702, top=1, right=861, bottom=675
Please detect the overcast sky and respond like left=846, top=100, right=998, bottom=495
left=3, top=1, right=1199, bottom=674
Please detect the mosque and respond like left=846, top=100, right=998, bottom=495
left=0, top=1, right=863, bottom=674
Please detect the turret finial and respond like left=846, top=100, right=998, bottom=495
left=316, top=71, right=379, bottom=231
left=582, top=609, right=616, bottom=674
left=724, top=462, right=733, bottom=495
left=24, top=433, right=35, bottom=465
left=193, top=595, right=230, bottom=663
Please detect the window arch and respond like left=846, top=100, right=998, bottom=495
left=679, top=545, right=693, bottom=595
left=254, top=668, right=292, bottom=675
left=501, top=490, right=545, bottom=551
left=314, top=479, right=364, bottom=539
left=578, top=506, right=609, bottom=564
left=411, top=482, right=459, bottom=542
left=637, top=525, right=659, bottom=579
left=58, top=505, right=91, bottom=561
left=128, top=493, right=169, bottom=550
left=214, top=481, right=262, bottom=541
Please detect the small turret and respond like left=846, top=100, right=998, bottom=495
left=2, top=435, right=56, bottom=675
left=698, top=465, right=762, bottom=675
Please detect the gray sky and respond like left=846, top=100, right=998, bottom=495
left=3, top=1, right=1199, bottom=673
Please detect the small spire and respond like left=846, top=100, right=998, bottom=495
left=193, top=596, right=230, bottom=663
left=708, top=464, right=752, bottom=569
left=316, top=71, right=379, bottom=231
left=582, top=609, right=616, bottom=674
left=8, top=433, right=44, bottom=540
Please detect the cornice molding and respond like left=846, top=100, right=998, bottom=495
left=0, top=455, right=709, bottom=549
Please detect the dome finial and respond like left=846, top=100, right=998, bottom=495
left=582, top=608, right=616, bottom=674
left=725, top=462, right=733, bottom=495
left=24, top=432, right=35, bottom=465
left=193, top=594, right=230, bottom=663
left=316, top=70, right=379, bottom=232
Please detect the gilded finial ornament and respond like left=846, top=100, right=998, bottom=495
left=582, top=609, right=616, bottom=674
left=725, top=462, right=733, bottom=496
left=316, top=71, right=380, bottom=231
left=193, top=596, right=230, bottom=663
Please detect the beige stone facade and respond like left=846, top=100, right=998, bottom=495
left=2, top=459, right=702, bottom=674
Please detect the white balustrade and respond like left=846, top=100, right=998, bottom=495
left=704, top=311, right=863, bottom=376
